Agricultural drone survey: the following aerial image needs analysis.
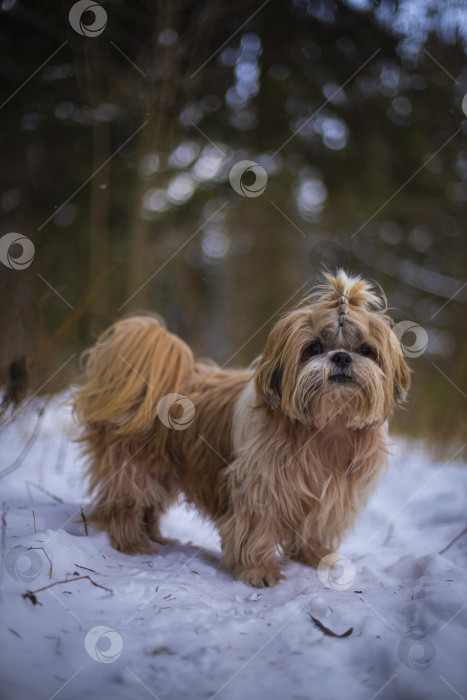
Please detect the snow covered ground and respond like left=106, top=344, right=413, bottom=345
left=0, top=394, right=466, bottom=700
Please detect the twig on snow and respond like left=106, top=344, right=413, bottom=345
left=25, top=481, right=64, bottom=504
left=74, top=564, right=98, bottom=574
left=308, top=614, right=353, bottom=638
left=29, top=547, right=53, bottom=578
left=80, top=507, right=89, bottom=536
left=439, top=525, right=467, bottom=555
left=22, top=575, right=113, bottom=605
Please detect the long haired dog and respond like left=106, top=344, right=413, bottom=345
left=74, top=271, right=410, bottom=587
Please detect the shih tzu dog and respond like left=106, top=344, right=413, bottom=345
left=74, top=270, right=410, bottom=587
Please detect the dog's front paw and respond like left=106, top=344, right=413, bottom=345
left=237, top=565, right=286, bottom=588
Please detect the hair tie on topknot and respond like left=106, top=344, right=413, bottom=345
left=338, top=294, right=349, bottom=327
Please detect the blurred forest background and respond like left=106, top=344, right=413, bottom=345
left=0, top=0, right=466, bottom=449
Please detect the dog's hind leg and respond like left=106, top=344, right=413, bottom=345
left=143, top=470, right=181, bottom=546
left=73, top=314, right=194, bottom=555
left=88, top=448, right=161, bottom=554
left=144, top=506, right=178, bottom=545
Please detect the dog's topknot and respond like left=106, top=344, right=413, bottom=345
left=325, top=269, right=385, bottom=310
left=308, top=269, right=386, bottom=314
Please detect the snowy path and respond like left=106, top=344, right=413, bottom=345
left=0, top=395, right=466, bottom=700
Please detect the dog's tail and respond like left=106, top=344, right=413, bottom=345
left=73, top=314, right=194, bottom=452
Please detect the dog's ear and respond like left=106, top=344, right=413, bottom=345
left=255, top=363, right=282, bottom=409
left=254, top=309, right=309, bottom=410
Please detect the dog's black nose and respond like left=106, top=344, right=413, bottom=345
left=331, top=351, right=352, bottom=368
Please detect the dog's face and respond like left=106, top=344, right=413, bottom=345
left=255, top=271, right=410, bottom=429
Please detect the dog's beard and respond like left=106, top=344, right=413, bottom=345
left=289, top=356, right=387, bottom=429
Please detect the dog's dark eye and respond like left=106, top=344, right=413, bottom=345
left=303, top=341, right=323, bottom=358
left=359, top=344, right=374, bottom=357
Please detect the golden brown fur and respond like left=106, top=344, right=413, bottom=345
left=73, top=270, right=410, bottom=587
